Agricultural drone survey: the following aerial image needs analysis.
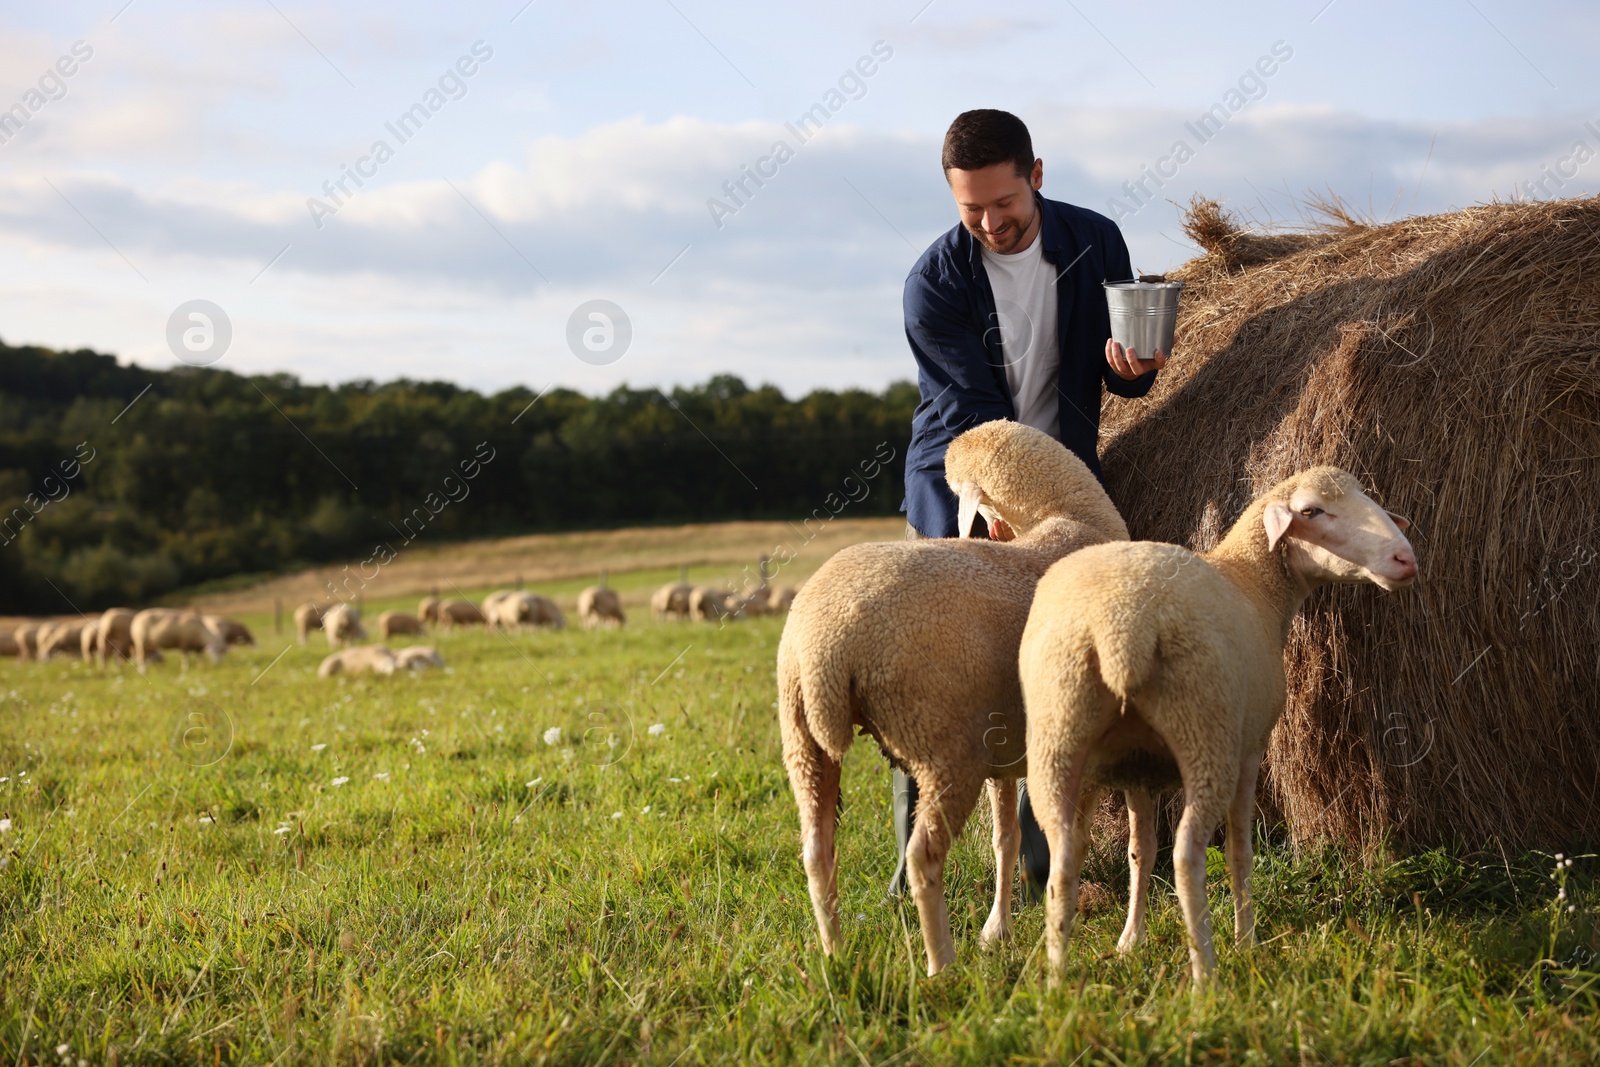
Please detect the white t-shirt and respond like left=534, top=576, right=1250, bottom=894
left=981, top=230, right=1060, bottom=439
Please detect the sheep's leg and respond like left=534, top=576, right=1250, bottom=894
left=786, top=739, right=842, bottom=956
left=1035, top=752, right=1095, bottom=985
left=1116, top=787, right=1158, bottom=954
left=906, top=775, right=980, bottom=976
left=1172, top=792, right=1227, bottom=986
left=979, top=778, right=1019, bottom=949
left=1226, top=753, right=1263, bottom=947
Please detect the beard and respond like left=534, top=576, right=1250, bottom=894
left=969, top=200, right=1038, bottom=254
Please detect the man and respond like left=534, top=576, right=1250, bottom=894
left=891, top=109, right=1167, bottom=897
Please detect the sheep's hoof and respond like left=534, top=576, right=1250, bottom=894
left=979, top=915, right=1012, bottom=949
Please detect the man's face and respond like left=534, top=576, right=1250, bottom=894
left=947, top=159, right=1043, bottom=254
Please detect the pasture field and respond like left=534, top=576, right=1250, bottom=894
left=1, top=585, right=1598, bottom=1064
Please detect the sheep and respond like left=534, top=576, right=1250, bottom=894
left=294, top=602, right=327, bottom=645
left=577, top=586, right=626, bottom=629
left=652, top=581, right=694, bottom=621
left=777, top=419, right=1131, bottom=976
left=736, top=585, right=773, bottom=618
left=1018, top=466, right=1418, bottom=987
left=417, top=596, right=442, bottom=626
left=0, top=629, right=20, bottom=657
left=437, top=599, right=487, bottom=628
left=768, top=585, right=799, bottom=614
left=394, top=645, right=445, bottom=671
left=689, top=586, right=737, bottom=621
left=322, top=603, right=366, bottom=649
left=37, top=620, right=90, bottom=660
left=11, top=621, right=42, bottom=661
left=482, top=590, right=516, bottom=628
left=81, top=608, right=138, bottom=667
left=377, top=610, right=424, bottom=639
left=527, top=594, right=566, bottom=630
left=318, top=645, right=397, bottom=678
left=208, top=617, right=255, bottom=646
left=130, top=608, right=228, bottom=668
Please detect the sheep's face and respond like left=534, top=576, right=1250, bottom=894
left=1264, top=472, right=1417, bottom=591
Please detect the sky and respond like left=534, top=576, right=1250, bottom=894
left=1, top=0, right=1596, bottom=398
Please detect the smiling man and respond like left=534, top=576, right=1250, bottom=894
left=890, top=109, right=1167, bottom=899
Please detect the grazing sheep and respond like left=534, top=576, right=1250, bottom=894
left=437, top=599, right=487, bottom=628
left=37, top=620, right=90, bottom=660
left=652, top=582, right=694, bottom=621
left=88, top=608, right=137, bottom=667
left=322, top=603, right=366, bottom=649
left=417, top=596, right=442, bottom=626
left=736, top=585, right=773, bottom=618
left=577, top=586, right=626, bottom=629
left=318, top=644, right=397, bottom=678
left=377, top=610, right=424, bottom=639
left=207, top=617, right=255, bottom=646
left=394, top=645, right=445, bottom=671
left=778, top=420, right=1130, bottom=976
left=482, top=590, right=516, bottom=629
left=527, top=594, right=566, bottom=630
left=689, top=586, right=737, bottom=621
left=1019, top=466, right=1417, bottom=987
left=11, top=622, right=42, bottom=661
left=294, top=602, right=327, bottom=645
left=768, top=585, right=798, bottom=614
left=130, top=609, right=228, bottom=668
left=0, top=629, right=20, bottom=657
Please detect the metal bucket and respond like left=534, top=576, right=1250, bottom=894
left=1104, top=280, right=1184, bottom=360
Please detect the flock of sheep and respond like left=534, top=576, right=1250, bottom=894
left=0, top=607, right=254, bottom=668
left=776, top=420, right=1417, bottom=986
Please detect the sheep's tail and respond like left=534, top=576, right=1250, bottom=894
left=1091, top=616, right=1161, bottom=703
left=777, top=639, right=853, bottom=766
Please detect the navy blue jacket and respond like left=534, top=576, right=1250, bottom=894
left=901, top=194, right=1156, bottom=537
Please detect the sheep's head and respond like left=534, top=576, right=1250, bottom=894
left=945, top=420, right=1128, bottom=542
left=1260, top=467, right=1417, bottom=592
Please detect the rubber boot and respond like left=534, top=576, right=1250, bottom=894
left=887, top=768, right=919, bottom=898
left=1016, top=778, right=1052, bottom=903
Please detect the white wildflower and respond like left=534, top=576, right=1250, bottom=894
left=0, top=818, right=11, bottom=832
left=669, top=777, right=683, bottom=784
left=1556, top=852, right=1565, bottom=861
left=197, top=814, right=214, bottom=825
left=610, top=811, right=623, bottom=819
left=56, top=1045, right=69, bottom=1058
left=648, top=723, right=666, bottom=737
left=273, top=826, right=292, bottom=835
left=543, top=727, right=563, bottom=746
left=331, top=776, right=349, bottom=787
left=641, top=805, right=652, bottom=814
left=373, top=772, right=389, bottom=781
left=311, top=743, right=328, bottom=752
left=525, top=778, right=542, bottom=788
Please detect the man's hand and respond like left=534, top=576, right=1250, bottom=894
left=1105, top=338, right=1168, bottom=381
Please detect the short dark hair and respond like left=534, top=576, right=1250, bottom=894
left=942, top=110, right=1034, bottom=177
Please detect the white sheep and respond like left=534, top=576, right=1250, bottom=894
left=377, top=610, right=424, bottom=639
left=1019, top=466, right=1417, bottom=987
left=688, top=586, right=737, bottom=621
left=777, top=420, right=1131, bottom=976
left=495, top=591, right=565, bottom=630
left=36, top=619, right=89, bottom=660
left=482, top=590, right=516, bottom=628
left=130, top=609, right=227, bottom=668
left=652, top=581, right=694, bottom=621
left=318, top=645, right=397, bottom=677
left=322, top=603, right=366, bottom=649
left=436, top=599, right=487, bottom=628
left=394, top=645, right=445, bottom=671
left=577, top=586, right=625, bottom=629
left=294, top=602, right=327, bottom=645
left=417, top=595, right=442, bottom=626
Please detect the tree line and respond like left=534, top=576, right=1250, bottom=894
left=0, top=339, right=918, bottom=613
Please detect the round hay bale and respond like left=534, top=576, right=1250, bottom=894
left=1099, top=194, right=1600, bottom=852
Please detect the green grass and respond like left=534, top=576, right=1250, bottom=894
left=1, top=610, right=1597, bottom=1065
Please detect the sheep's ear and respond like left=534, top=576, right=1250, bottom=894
left=955, top=483, right=984, bottom=539
left=1386, top=511, right=1412, bottom=531
left=1263, top=501, right=1296, bottom=550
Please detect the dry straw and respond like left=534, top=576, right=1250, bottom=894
left=1099, top=193, right=1600, bottom=851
